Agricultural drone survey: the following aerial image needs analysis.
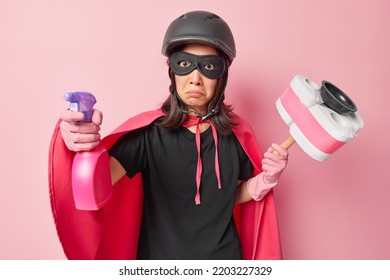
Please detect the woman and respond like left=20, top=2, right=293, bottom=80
left=52, top=10, right=288, bottom=260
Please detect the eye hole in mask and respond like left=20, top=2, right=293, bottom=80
left=170, top=52, right=226, bottom=79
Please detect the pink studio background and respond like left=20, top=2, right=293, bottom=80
left=0, top=0, right=389, bottom=259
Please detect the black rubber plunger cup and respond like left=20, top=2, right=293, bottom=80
left=320, top=81, right=357, bottom=114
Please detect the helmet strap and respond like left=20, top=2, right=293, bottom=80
left=169, top=83, right=225, bottom=122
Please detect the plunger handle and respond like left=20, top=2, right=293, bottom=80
left=273, top=135, right=295, bottom=155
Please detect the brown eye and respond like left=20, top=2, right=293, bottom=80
left=178, top=60, right=192, bottom=67
left=203, top=63, right=216, bottom=70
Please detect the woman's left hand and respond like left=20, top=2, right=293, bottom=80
left=262, top=143, right=289, bottom=185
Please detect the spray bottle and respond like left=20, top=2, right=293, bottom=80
left=64, top=91, right=112, bottom=210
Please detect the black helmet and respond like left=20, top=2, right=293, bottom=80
left=162, top=11, right=236, bottom=63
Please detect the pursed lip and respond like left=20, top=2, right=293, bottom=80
left=186, top=90, right=204, bottom=98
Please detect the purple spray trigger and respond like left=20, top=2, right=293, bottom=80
left=64, top=91, right=97, bottom=123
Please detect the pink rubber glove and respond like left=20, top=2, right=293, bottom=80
left=247, top=143, right=288, bottom=201
left=262, top=143, right=288, bottom=185
left=59, top=109, right=103, bottom=152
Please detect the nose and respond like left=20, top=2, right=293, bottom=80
left=189, top=69, right=203, bottom=85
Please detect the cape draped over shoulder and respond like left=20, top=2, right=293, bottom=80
left=48, top=109, right=282, bottom=259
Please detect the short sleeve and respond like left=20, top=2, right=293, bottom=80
left=235, top=138, right=254, bottom=180
left=108, top=127, right=148, bottom=178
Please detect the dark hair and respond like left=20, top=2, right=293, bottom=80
left=159, top=47, right=237, bottom=135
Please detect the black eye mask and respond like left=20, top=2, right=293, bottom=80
left=169, top=51, right=226, bottom=79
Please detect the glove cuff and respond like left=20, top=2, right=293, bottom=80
left=246, top=172, right=278, bottom=201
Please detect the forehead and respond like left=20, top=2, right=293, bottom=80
left=182, top=43, right=218, bottom=56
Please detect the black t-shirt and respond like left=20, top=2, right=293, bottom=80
left=109, top=121, right=253, bottom=260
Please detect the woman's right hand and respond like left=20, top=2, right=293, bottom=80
left=59, top=109, right=103, bottom=152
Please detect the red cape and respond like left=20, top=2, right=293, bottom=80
left=48, top=109, right=282, bottom=259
